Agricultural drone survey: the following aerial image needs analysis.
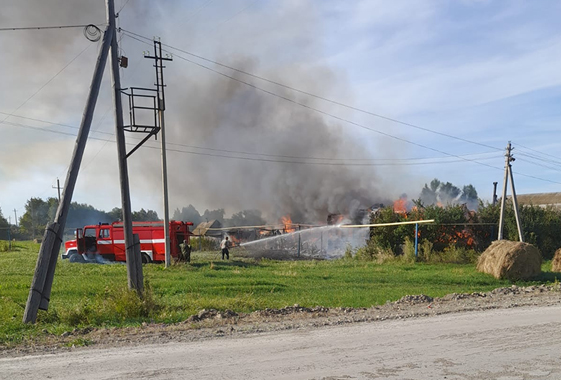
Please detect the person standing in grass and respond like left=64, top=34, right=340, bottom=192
left=220, top=236, right=231, bottom=260
left=179, top=239, right=191, bottom=263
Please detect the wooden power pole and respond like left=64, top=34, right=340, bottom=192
left=497, top=142, right=524, bottom=242
left=107, top=0, right=143, bottom=292
left=144, top=41, right=173, bottom=267
left=23, top=18, right=114, bottom=324
left=23, top=0, right=143, bottom=323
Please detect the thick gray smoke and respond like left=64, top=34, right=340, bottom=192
left=152, top=61, right=391, bottom=224
left=125, top=2, right=395, bottom=224
left=3, top=1, right=399, bottom=224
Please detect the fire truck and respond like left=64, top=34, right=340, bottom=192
left=63, top=221, right=193, bottom=263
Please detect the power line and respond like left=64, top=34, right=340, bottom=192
left=6, top=117, right=561, bottom=183
left=117, top=0, right=132, bottom=14
left=0, top=24, right=102, bottom=31
left=515, top=157, right=561, bottom=173
left=122, top=31, right=505, bottom=173
left=516, top=152, right=561, bottom=168
left=182, top=0, right=217, bottom=24
left=1, top=119, right=502, bottom=167
left=0, top=42, right=93, bottom=127
left=514, top=142, right=561, bottom=163
left=121, top=29, right=502, bottom=152
left=210, top=0, right=259, bottom=30
left=0, top=114, right=501, bottom=164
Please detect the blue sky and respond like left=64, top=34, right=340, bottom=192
left=1, top=0, right=560, bottom=223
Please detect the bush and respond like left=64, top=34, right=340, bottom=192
left=61, top=282, right=161, bottom=326
left=352, top=241, right=396, bottom=263
left=0, top=241, right=9, bottom=252
left=191, top=236, right=219, bottom=251
left=368, top=201, right=561, bottom=261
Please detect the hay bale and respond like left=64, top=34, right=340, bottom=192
left=477, top=240, right=541, bottom=280
left=552, top=248, right=561, bottom=272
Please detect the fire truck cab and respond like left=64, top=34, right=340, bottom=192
left=69, top=221, right=193, bottom=263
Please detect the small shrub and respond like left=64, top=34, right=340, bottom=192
left=344, top=244, right=354, bottom=260
left=419, top=239, right=434, bottom=262
left=0, top=241, right=9, bottom=252
left=192, top=237, right=219, bottom=251
left=438, top=246, right=479, bottom=264
left=402, top=238, right=416, bottom=263
left=354, top=241, right=396, bottom=263
left=60, top=281, right=161, bottom=326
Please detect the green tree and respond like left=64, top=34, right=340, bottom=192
left=172, top=204, right=202, bottom=225
left=201, top=208, right=225, bottom=224
left=19, top=197, right=55, bottom=238
left=0, top=208, right=8, bottom=229
left=226, top=209, right=266, bottom=227
left=369, top=207, right=407, bottom=254
left=419, top=178, right=478, bottom=210
left=132, top=209, right=160, bottom=221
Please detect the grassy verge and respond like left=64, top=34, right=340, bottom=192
left=0, top=242, right=557, bottom=347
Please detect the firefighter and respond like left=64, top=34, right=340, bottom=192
left=220, top=236, right=231, bottom=260
left=179, top=239, right=191, bottom=263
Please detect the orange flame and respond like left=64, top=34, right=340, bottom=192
left=393, top=196, right=407, bottom=214
left=228, top=234, right=240, bottom=245
left=280, top=215, right=296, bottom=233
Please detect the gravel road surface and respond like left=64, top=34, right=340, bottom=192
left=2, top=304, right=561, bottom=380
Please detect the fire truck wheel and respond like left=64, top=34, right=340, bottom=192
left=141, top=253, right=152, bottom=264
left=68, top=253, right=86, bottom=263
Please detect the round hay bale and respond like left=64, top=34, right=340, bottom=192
left=551, top=248, right=561, bottom=272
left=477, top=240, right=541, bottom=280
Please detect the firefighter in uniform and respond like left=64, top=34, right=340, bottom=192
left=179, top=240, right=191, bottom=263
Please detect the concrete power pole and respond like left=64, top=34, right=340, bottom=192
left=52, top=178, right=61, bottom=202
left=145, top=41, right=173, bottom=268
left=108, top=0, right=143, bottom=292
left=23, top=0, right=144, bottom=324
left=13, top=209, right=17, bottom=227
left=497, top=142, right=524, bottom=242
left=23, top=18, right=114, bottom=323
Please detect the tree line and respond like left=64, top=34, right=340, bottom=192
left=1, top=198, right=159, bottom=240
left=1, top=198, right=267, bottom=241
left=369, top=201, right=561, bottom=260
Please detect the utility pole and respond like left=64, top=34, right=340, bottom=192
left=497, top=142, right=524, bottom=242
left=145, top=41, right=173, bottom=267
left=13, top=209, right=17, bottom=227
left=108, top=0, right=143, bottom=291
left=23, top=15, right=113, bottom=323
left=52, top=178, right=61, bottom=202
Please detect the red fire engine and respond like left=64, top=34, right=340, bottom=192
left=63, top=221, right=193, bottom=263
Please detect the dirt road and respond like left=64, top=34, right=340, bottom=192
left=2, top=305, right=560, bottom=380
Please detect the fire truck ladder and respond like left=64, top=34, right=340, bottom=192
left=121, top=86, right=160, bottom=158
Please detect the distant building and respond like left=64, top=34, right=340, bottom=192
left=507, top=192, right=561, bottom=208
left=192, top=220, right=223, bottom=238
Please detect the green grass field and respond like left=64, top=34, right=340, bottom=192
left=0, top=242, right=557, bottom=346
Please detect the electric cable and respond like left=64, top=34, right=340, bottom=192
left=210, top=0, right=259, bottom=30
left=0, top=115, right=501, bottom=164
left=516, top=152, right=561, bottom=168
left=1, top=119, right=501, bottom=167
left=0, top=42, right=93, bottom=126
left=121, top=29, right=502, bottom=152
left=122, top=31, right=505, bottom=172
left=513, top=142, right=561, bottom=161
left=118, top=0, right=132, bottom=14
left=0, top=24, right=105, bottom=31
left=5, top=118, right=560, bottom=183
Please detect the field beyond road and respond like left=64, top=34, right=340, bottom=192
left=0, top=242, right=558, bottom=348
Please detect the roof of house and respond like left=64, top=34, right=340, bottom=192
left=192, top=220, right=223, bottom=236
